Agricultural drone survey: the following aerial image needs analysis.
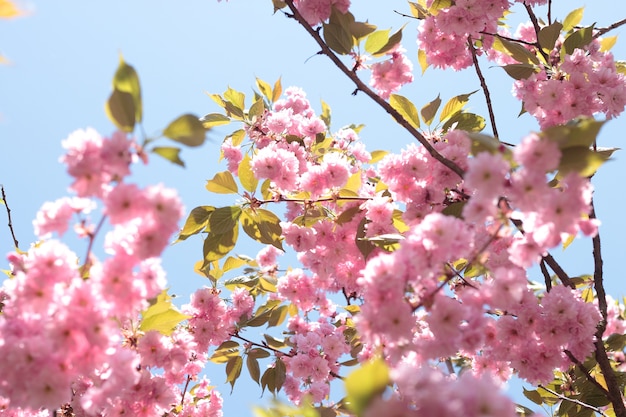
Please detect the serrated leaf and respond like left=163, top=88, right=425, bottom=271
left=344, top=357, right=390, bottom=416
left=501, top=63, right=536, bottom=80
left=261, top=367, right=276, bottom=394
left=563, top=7, right=584, bottom=33
left=140, top=291, right=190, bottom=336
left=440, top=91, right=477, bottom=122
left=151, top=146, right=185, bottom=167
left=209, top=206, right=242, bottom=234
left=442, top=112, right=486, bottom=132
left=390, top=94, right=420, bottom=129
left=247, top=355, right=261, bottom=384
left=202, top=113, right=231, bottom=128
left=106, top=89, right=136, bottom=132
left=112, top=56, right=142, bottom=124
left=203, top=224, right=239, bottom=263
left=350, top=20, right=377, bottom=41
left=163, top=114, right=206, bottom=147
left=239, top=154, right=258, bottom=193
left=420, top=94, right=441, bottom=126
left=178, top=206, right=216, bottom=241
left=206, top=171, right=239, bottom=194
left=538, top=22, right=564, bottom=52
left=240, top=208, right=284, bottom=250
left=563, top=25, right=595, bottom=55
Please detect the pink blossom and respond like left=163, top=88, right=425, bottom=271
left=369, top=48, right=414, bottom=99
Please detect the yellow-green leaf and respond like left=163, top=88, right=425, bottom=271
left=105, top=89, right=135, bottom=132
left=226, top=355, right=243, bottom=390
left=501, top=63, right=536, bottom=80
left=558, top=146, right=606, bottom=177
left=247, top=355, right=261, bottom=384
left=239, top=154, right=258, bottom=193
left=440, top=90, right=477, bottom=122
left=113, top=56, right=142, bottom=124
left=600, top=36, right=618, bottom=52
left=390, top=94, right=420, bottom=129
left=203, top=224, right=239, bottom=263
left=206, top=171, right=239, bottom=194
left=151, top=146, right=185, bottom=167
left=496, top=36, right=540, bottom=65
left=163, top=114, right=206, bottom=147
left=0, top=0, right=22, bottom=18
left=408, top=1, right=429, bottom=19
left=344, top=357, right=390, bottom=416
left=256, top=77, right=273, bottom=101
left=442, top=112, right=486, bottom=132
left=418, top=48, right=429, bottom=74
left=563, top=7, right=584, bottom=33
left=321, top=100, right=331, bottom=128
left=248, top=98, right=266, bottom=119
left=177, top=206, right=216, bottom=241
left=365, top=29, right=390, bottom=55
left=240, top=208, right=284, bottom=250
left=140, top=291, right=190, bottom=335
left=369, top=150, right=388, bottom=164
left=272, top=77, right=282, bottom=103
left=323, top=20, right=353, bottom=55
left=209, top=206, right=242, bottom=234
left=202, top=113, right=231, bottom=128
left=538, top=22, right=564, bottom=52
left=563, top=25, right=595, bottom=55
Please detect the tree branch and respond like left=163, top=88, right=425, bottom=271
left=537, top=385, right=608, bottom=417
left=1, top=185, right=20, bottom=250
left=468, top=36, right=499, bottom=139
left=594, top=18, right=626, bottom=39
left=282, top=0, right=465, bottom=179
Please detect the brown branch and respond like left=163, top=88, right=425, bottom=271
left=564, top=350, right=609, bottom=396
left=282, top=0, right=465, bottom=179
left=522, top=3, right=551, bottom=63
left=588, top=200, right=626, bottom=417
left=594, top=18, right=626, bottom=39
left=1, top=185, right=20, bottom=250
left=468, top=36, right=499, bottom=139
left=542, top=253, right=575, bottom=289
left=539, top=259, right=552, bottom=292
left=537, top=385, right=608, bottom=417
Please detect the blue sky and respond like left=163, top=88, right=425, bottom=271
left=1, top=1, right=626, bottom=415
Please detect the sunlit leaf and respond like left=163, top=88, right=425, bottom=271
left=420, top=94, right=441, bottom=126
left=210, top=341, right=240, bottom=364
left=226, top=355, right=243, bottom=390
left=163, top=114, right=206, bottom=147
left=247, top=355, right=261, bottom=384
left=501, top=63, right=536, bottom=80
left=390, top=94, right=420, bottom=129
left=239, top=154, right=258, bottom=193
left=558, top=146, right=606, bottom=177
left=600, top=36, right=618, bottom=52
left=538, top=22, right=563, bottom=52
left=369, top=150, right=388, bottom=164
left=206, top=171, right=239, bottom=194
left=256, top=77, right=273, bottom=101
left=364, top=29, right=390, bottom=55
left=321, top=100, right=331, bottom=128
left=442, top=112, right=486, bottom=132
left=562, top=7, right=584, bottom=33
left=140, top=290, right=190, bottom=336
left=112, top=55, right=142, bottom=123
left=563, top=25, right=595, bottom=55
left=203, top=224, right=239, bottom=263
left=177, top=206, right=216, bottom=241
left=208, top=206, right=242, bottom=234
left=151, top=146, right=185, bottom=167
left=202, top=113, right=231, bottom=128
left=323, top=19, right=353, bottom=55
left=240, top=208, right=284, bottom=250
left=439, top=90, right=477, bottom=122
left=418, top=48, right=429, bottom=74
left=344, top=357, right=390, bottom=416
left=494, top=36, right=539, bottom=65
left=0, top=0, right=22, bottom=18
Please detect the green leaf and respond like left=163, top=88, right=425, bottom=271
left=563, top=7, right=584, bottom=33
left=202, top=113, right=231, bottom=128
left=226, top=355, right=243, bottom=391
left=256, top=77, right=273, bottom=102
left=210, top=341, right=241, bottom=364
left=563, top=25, right=595, bottom=55
left=247, top=355, right=261, bottom=384
left=344, top=357, right=390, bottom=416
left=261, top=367, right=276, bottom=395
left=105, top=89, right=136, bottom=132
left=163, top=114, right=206, bottom=147
left=239, top=154, right=258, bottom=193
left=206, top=171, right=239, bottom=194
left=420, top=94, right=441, bottom=126
left=248, top=348, right=271, bottom=359
left=558, top=146, right=607, bottom=177
left=538, top=22, right=564, bottom=52
left=320, top=100, right=331, bottom=128
left=543, top=118, right=606, bottom=149
left=523, top=388, right=543, bottom=405
left=323, top=20, right=353, bottom=55
left=203, top=224, right=239, bottom=263
left=336, top=205, right=362, bottom=225
left=364, top=29, right=390, bottom=55
left=494, top=36, right=539, bottom=65
left=439, top=91, right=477, bottom=122
left=442, top=112, right=486, bottom=132
left=240, top=208, right=284, bottom=250
left=248, top=98, right=265, bottom=119
left=151, top=146, right=185, bottom=167
left=355, top=218, right=376, bottom=260
left=112, top=55, right=142, bottom=124
left=177, top=206, right=216, bottom=241
left=390, top=94, right=420, bottom=129
left=418, top=48, right=429, bottom=75
left=140, top=290, right=190, bottom=336
left=349, top=20, right=377, bottom=41
left=209, top=206, right=242, bottom=234
left=501, top=63, right=536, bottom=80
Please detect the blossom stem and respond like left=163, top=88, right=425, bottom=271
left=1, top=185, right=20, bottom=250
left=282, top=0, right=465, bottom=179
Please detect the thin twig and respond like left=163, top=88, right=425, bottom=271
left=542, top=253, right=575, bottom=289
left=282, top=0, right=465, bottom=179
left=180, top=375, right=192, bottom=405
left=564, top=350, right=609, bottom=396
left=537, top=385, right=608, bottom=417
left=1, top=185, right=20, bottom=250
left=522, top=3, right=550, bottom=63
left=468, top=36, right=499, bottom=139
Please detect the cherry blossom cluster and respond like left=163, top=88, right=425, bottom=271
left=368, top=47, right=414, bottom=99
left=293, top=0, right=350, bottom=27
left=1, top=129, right=224, bottom=416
